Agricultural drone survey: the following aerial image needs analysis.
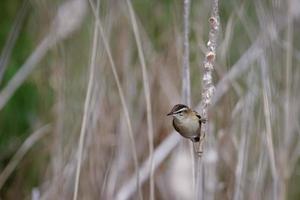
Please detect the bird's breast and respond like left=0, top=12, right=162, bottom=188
left=173, top=117, right=200, bottom=138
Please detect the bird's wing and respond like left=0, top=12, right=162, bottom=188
left=193, top=111, right=201, bottom=120
left=172, top=119, right=181, bottom=133
left=194, top=111, right=206, bottom=124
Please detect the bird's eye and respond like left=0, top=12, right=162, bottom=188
left=179, top=112, right=183, bottom=116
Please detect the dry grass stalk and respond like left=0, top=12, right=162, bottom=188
left=126, top=1, right=155, bottom=199
left=196, top=0, right=219, bottom=198
left=0, top=124, right=51, bottom=190
left=0, top=0, right=87, bottom=111
left=0, top=0, right=29, bottom=83
left=88, top=0, right=142, bottom=199
left=73, top=1, right=100, bottom=199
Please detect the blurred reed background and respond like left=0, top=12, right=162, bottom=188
left=0, top=0, right=300, bottom=199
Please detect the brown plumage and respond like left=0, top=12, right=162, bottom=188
left=167, top=104, right=206, bottom=142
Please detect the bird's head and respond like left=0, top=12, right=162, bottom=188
left=167, top=104, right=190, bottom=120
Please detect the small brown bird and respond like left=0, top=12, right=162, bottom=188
left=167, top=104, right=206, bottom=142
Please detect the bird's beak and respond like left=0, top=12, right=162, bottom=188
left=167, top=112, right=173, bottom=116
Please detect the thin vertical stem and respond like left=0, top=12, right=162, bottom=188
left=182, top=0, right=191, bottom=106
left=200, top=0, right=219, bottom=122
left=282, top=2, right=293, bottom=198
left=0, top=0, right=29, bottom=83
left=197, top=0, right=219, bottom=198
left=260, top=57, right=279, bottom=200
left=88, top=0, right=142, bottom=199
left=0, top=124, right=51, bottom=190
left=284, top=0, right=293, bottom=153
left=126, top=1, right=154, bottom=200
left=182, top=0, right=196, bottom=196
left=198, top=0, right=219, bottom=155
left=263, top=90, right=278, bottom=200
left=73, top=1, right=100, bottom=199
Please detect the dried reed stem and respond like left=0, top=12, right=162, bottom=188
left=280, top=3, right=294, bottom=199
left=73, top=1, right=99, bottom=199
left=284, top=0, right=293, bottom=155
left=260, top=57, right=279, bottom=200
left=200, top=0, right=219, bottom=143
left=213, top=13, right=289, bottom=105
left=198, top=0, right=219, bottom=157
left=0, top=0, right=86, bottom=111
left=196, top=0, right=219, bottom=198
left=126, top=1, right=155, bottom=200
left=199, top=0, right=219, bottom=156
left=88, top=0, right=142, bottom=199
left=0, top=35, right=54, bottom=111
left=0, top=124, right=51, bottom=190
left=116, top=133, right=181, bottom=200
left=182, top=0, right=196, bottom=196
left=0, top=0, right=29, bottom=83
left=182, top=0, right=191, bottom=106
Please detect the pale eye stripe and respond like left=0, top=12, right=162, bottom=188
left=173, top=108, right=188, bottom=114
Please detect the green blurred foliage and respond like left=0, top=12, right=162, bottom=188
left=132, top=0, right=176, bottom=51
left=0, top=0, right=38, bottom=155
left=0, top=0, right=52, bottom=198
